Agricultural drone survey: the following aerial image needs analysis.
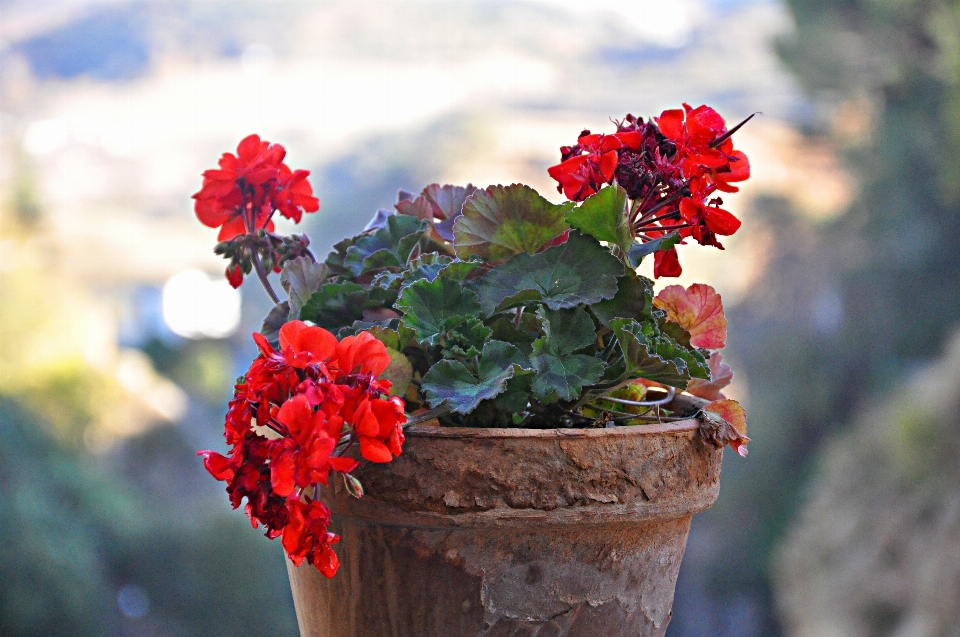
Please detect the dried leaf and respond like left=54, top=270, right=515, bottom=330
left=653, top=283, right=726, bottom=349
left=700, top=399, right=749, bottom=457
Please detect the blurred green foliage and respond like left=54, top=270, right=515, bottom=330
left=686, top=1, right=960, bottom=634
left=0, top=138, right=297, bottom=637
left=0, top=396, right=299, bottom=637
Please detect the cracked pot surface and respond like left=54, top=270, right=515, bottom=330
left=287, top=401, right=723, bottom=637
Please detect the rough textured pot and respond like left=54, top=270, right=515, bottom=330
left=286, top=402, right=722, bottom=637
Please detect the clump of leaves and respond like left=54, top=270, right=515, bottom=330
left=269, top=182, right=726, bottom=428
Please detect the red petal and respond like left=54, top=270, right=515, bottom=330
left=599, top=135, right=622, bottom=153
left=354, top=403, right=380, bottom=438
left=281, top=502, right=306, bottom=560
left=252, top=332, right=276, bottom=357
left=217, top=216, right=248, bottom=241
left=703, top=207, right=741, bottom=236
left=336, top=331, right=391, bottom=377
left=689, top=148, right=729, bottom=169
left=329, top=457, right=360, bottom=473
left=360, top=437, right=393, bottom=463
left=271, top=451, right=297, bottom=497
left=714, top=182, right=740, bottom=194
left=316, top=546, right=340, bottom=578
left=657, top=109, right=685, bottom=140
left=686, top=105, right=726, bottom=141
left=198, top=450, right=235, bottom=481
left=598, top=150, right=619, bottom=183
left=720, top=151, right=750, bottom=182
left=615, top=131, right=643, bottom=149
left=236, top=134, right=263, bottom=160
left=194, top=199, right=231, bottom=228
left=653, top=248, right=682, bottom=278
left=280, top=321, right=337, bottom=365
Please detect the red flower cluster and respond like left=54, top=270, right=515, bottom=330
left=548, top=130, right=645, bottom=201
left=548, top=105, right=752, bottom=277
left=194, top=134, right=319, bottom=240
left=198, top=321, right=405, bottom=577
left=193, top=134, right=319, bottom=287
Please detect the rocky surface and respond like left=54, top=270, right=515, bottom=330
left=775, top=332, right=960, bottom=637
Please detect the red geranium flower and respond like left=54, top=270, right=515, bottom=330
left=657, top=104, right=751, bottom=192
left=547, top=130, right=643, bottom=201
left=273, top=164, right=320, bottom=223
left=282, top=498, right=341, bottom=576
left=199, top=322, right=405, bottom=578
left=193, top=134, right=319, bottom=241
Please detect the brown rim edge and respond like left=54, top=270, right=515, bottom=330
left=328, top=486, right=720, bottom=529
left=404, top=417, right=700, bottom=439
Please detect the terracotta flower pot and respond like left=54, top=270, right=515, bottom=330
left=286, top=402, right=722, bottom=637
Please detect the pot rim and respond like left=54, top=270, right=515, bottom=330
left=405, top=418, right=700, bottom=439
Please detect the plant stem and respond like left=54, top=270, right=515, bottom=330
left=636, top=188, right=687, bottom=224
left=252, top=249, right=281, bottom=304
left=641, top=223, right=694, bottom=233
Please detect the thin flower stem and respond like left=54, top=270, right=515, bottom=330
left=628, top=196, right=642, bottom=224
left=630, top=186, right=661, bottom=225
left=403, top=404, right=453, bottom=428
left=632, top=210, right=680, bottom=231
left=636, top=188, right=687, bottom=224
left=263, top=418, right=285, bottom=435
left=252, top=249, right=281, bottom=304
left=638, top=223, right=694, bottom=233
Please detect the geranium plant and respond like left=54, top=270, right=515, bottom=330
left=196, top=104, right=752, bottom=578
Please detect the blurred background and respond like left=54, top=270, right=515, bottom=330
left=1, top=0, right=958, bottom=635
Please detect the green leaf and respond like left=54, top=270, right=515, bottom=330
left=529, top=307, right=604, bottom=402
left=566, top=185, right=632, bottom=253
left=382, top=347, right=413, bottom=397
left=656, top=307, right=694, bottom=349
left=609, top=319, right=709, bottom=388
left=437, top=258, right=485, bottom=283
left=627, top=232, right=682, bottom=268
left=399, top=253, right=454, bottom=288
left=421, top=341, right=524, bottom=413
left=591, top=270, right=654, bottom=327
left=487, top=315, right=538, bottom=356
left=343, top=215, right=426, bottom=276
left=454, top=184, right=572, bottom=260
left=363, top=324, right=416, bottom=351
left=441, top=317, right=493, bottom=358
left=539, top=307, right=597, bottom=354
left=481, top=340, right=531, bottom=370
left=474, top=231, right=624, bottom=315
left=530, top=351, right=605, bottom=403
left=300, top=282, right=368, bottom=330
left=395, top=277, right=483, bottom=344
left=492, top=371, right=534, bottom=413
left=280, top=257, right=327, bottom=320
left=335, top=318, right=398, bottom=339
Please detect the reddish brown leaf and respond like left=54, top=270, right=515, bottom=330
left=653, top=283, right=726, bottom=349
left=700, top=398, right=749, bottom=457
left=686, top=352, right=733, bottom=401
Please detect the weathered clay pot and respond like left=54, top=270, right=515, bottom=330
left=286, top=404, right=722, bottom=637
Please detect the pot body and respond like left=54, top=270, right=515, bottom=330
left=286, top=417, right=722, bottom=637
